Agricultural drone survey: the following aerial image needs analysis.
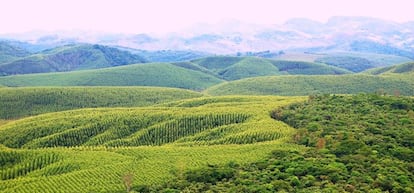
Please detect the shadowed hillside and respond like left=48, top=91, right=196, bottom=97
left=0, top=41, right=30, bottom=64
left=0, top=44, right=147, bottom=75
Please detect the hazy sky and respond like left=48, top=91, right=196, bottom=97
left=1, top=0, right=413, bottom=34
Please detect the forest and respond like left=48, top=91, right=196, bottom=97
left=147, top=94, right=414, bottom=192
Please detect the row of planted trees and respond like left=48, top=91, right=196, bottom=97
left=0, top=151, right=60, bottom=180
left=110, top=113, right=250, bottom=147
left=4, top=111, right=250, bottom=149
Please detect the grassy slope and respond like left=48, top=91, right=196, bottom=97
left=0, top=63, right=223, bottom=90
left=0, top=86, right=203, bottom=119
left=0, top=96, right=305, bottom=193
left=365, top=62, right=414, bottom=75
left=218, top=57, right=280, bottom=80
left=205, top=74, right=414, bottom=96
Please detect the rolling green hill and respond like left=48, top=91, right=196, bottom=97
left=268, top=60, right=350, bottom=75
left=216, top=57, right=280, bottom=80
left=205, top=74, right=414, bottom=96
left=0, top=86, right=203, bottom=119
left=0, top=44, right=146, bottom=75
left=187, top=56, right=350, bottom=80
left=314, top=52, right=413, bottom=72
left=0, top=63, right=223, bottom=90
left=365, top=62, right=414, bottom=75
left=0, top=56, right=352, bottom=89
left=0, top=41, right=30, bottom=64
left=0, top=96, right=305, bottom=192
left=315, top=56, right=375, bottom=72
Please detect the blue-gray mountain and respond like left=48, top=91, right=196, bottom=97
left=3, top=17, right=413, bottom=55
left=0, top=44, right=147, bottom=76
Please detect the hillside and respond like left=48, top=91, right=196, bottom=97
left=350, top=40, right=414, bottom=59
left=366, top=62, right=414, bottom=75
left=214, top=57, right=281, bottom=80
left=205, top=74, right=414, bottom=96
left=0, top=63, right=223, bottom=90
left=151, top=94, right=414, bottom=192
left=0, top=56, right=352, bottom=88
left=0, top=87, right=203, bottom=119
left=315, top=56, right=375, bottom=72
left=0, top=96, right=304, bottom=192
left=188, top=56, right=350, bottom=80
left=130, top=49, right=209, bottom=62
left=268, top=60, right=350, bottom=75
left=0, top=41, right=30, bottom=64
left=0, top=44, right=147, bottom=75
left=314, top=52, right=413, bottom=72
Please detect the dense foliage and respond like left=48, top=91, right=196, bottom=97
left=205, top=74, right=414, bottom=96
left=149, top=94, right=414, bottom=192
left=0, top=86, right=202, bottom=119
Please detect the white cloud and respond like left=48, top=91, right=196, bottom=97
left=0, top=0, right=413, bottom=34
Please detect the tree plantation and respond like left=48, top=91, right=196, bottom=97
left=0, top=95, right=305, bottom=192
left=1, top=91, right=413, bottom=192
left=3, top=12, right=414, bottom=193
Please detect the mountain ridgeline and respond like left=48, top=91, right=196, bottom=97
left=0, top=44, right=147, bottom=76
left=0, top=41, right=30, bottom=63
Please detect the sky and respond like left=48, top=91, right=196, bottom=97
left=1, top=0, right=413, bottom=34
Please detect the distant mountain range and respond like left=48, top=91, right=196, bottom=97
left=0, top=42, right=146, bottom=75
left=0, top=16, right=414, bottom=95
left=2, top=16, right=414, bottom=55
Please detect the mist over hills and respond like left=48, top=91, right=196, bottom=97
left=0, top=16, right=413, bottom=95
left=2, top=16, right=414, bottom=55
